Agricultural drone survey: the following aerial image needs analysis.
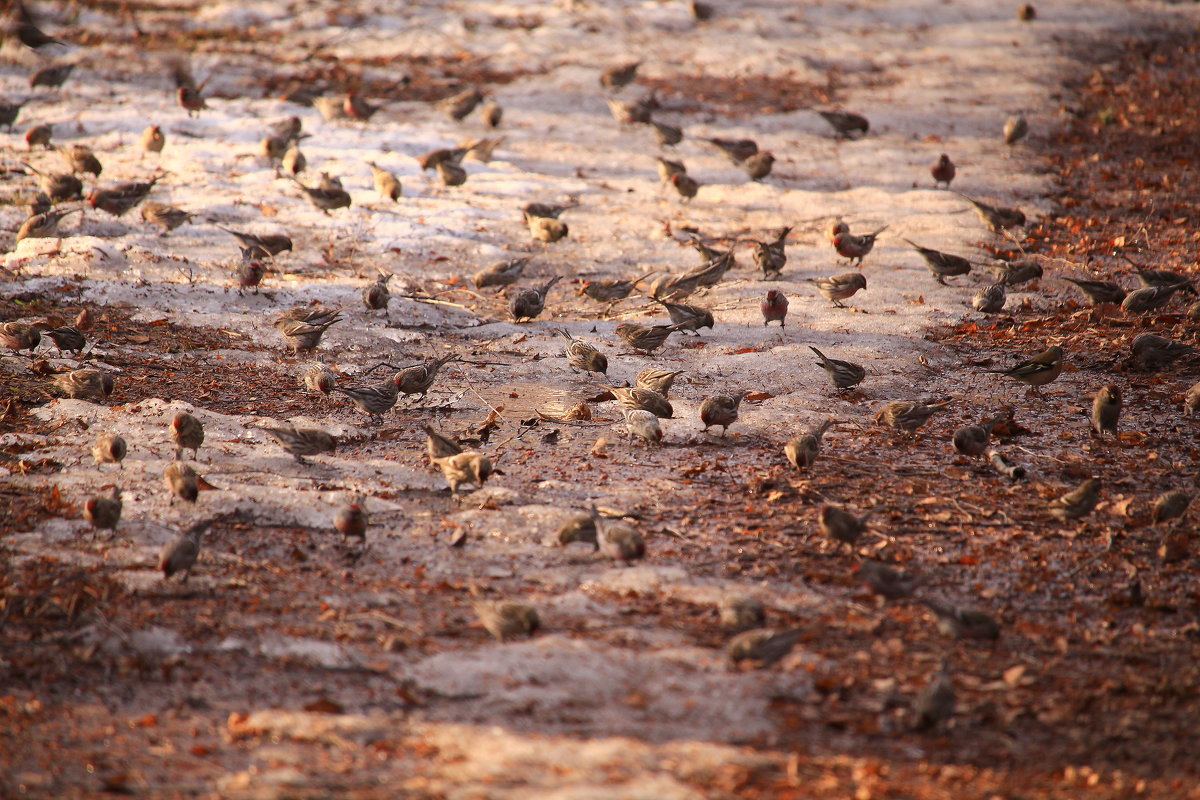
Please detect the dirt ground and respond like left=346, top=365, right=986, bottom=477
left=3, top=3, right=1200, bottom=799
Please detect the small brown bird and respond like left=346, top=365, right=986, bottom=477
left=0, top=101, right=22, bottom=131
left=436, top=160, right=467, bottom=187
left=52, top=368, right=114, bottom=399
left=593, top=509, right=646, bottom=563
left=1017, top=3, right=1037, bottom=20
left=479, top=101, right=503, bottom=128
left=15, top=208, right=81, bottom=242
left=930, top=153, right=956, bottom=188
left=742, top=152, right=775, bottom=181
left=809, top=272, right=868, bottom=308
left=237, top=255, right=266, bottom=294
left=952, top=412, right=1007, bottom=457
left=510, top=275, right=562, bottom=322
left=273, top=313, right=341, bottom=355
left=669, top=172, right=699, bottom=202
left=177, top=86, right=208, bottom=117
left=219, top=227, right=293, bottom=258
left=914, top=659, right=955, bottom=732
left=819, top=504, right=871, bottom=549
left=656, top=156, right=686, bottom=183
left=160, top=521, right=208, bottom=582
left=303, top=362, right=337, bottom=395
left=1047, top=477, right=1101, bottom=521
left=1, top=321, right=41, bottom=354
left=528, top=216, right=569, bottom=243
left=23, top=164, right=82, bottom=202
left=1186, top=381, right=1200, bottom=416
left=701, top=137, right=758, bottom=163
left=140, top=124, right=165, bottom=154
left=438, top=87, right=483, bottom=121
left=904, top=239, right=971, bottom=284
left=700, top=391, right=748, bottom=436
left=24, top=123, right=52, bottom=150
left=1063, top=277, right=1127, bottom=306
left=83, top=486, right=122, bottom=535
left=31, top=63, right=74, bottom=89
left=921, top=599, right=1000, bottom=640
left=761, top=289, right=789, bottom=327
left=556, top=329, right=608, bottom=375
left=857, top=560, right=920, bottom=600
left=1130, top=333, right=1194, bottom=370
left=1003, top=113, right=1029, bottom=145
left=366, top=161, right=401, bottom=201
left=254, top=422, right=337, bottom=464
left=334, top=497, right=368, bottom=543
left=875, top=400, right=952, bottom=435
left=600, top=61, right=640, bottom=90
left=635, top=368, right=683, bottom=397
left=416, top=147, right=466, bottom=172
left=290, top=176, right=351, bottom=213
left=581, top=275, right=644, bottom=302
left=614, top=322, right=686, bottom=353
left=1121, top=282, right=1191, bottom=313
left=432, top=452, right=494, bottom=493
left=57, top=144, right=102, bottom=176
left=557, top=513, right=598, bottom=549
left=163, top=461, right=199, bottom=504
left=624, top=408, right=663, bottom=445
left=473, top=599, right=540, bottom=641
left=1091, top=385, right=1122, bottom=437
left=785, top=419, right=834, bottom=471
left=1151, top=490, right=1192, bottom=525
left=651, top=120, right=683, bottom=146
left=753, top=226, right=791, bottom=278
left=334, top=379, right=401, bottom=424
left=281, top=144, right=306, bottom=176
left=985, top=345, right=1063, bottom=394
left=719, top=596, right=765, bottom=630
left=972, top=283, right=1006, bottom=313
left=832, top=226, right=887, bottom=267
left=955, top=193, right=1026, bottom=233
left=343, top=91, right=379, bottom=121
left=141, top=201, right=191, bottom=233
left=88, top=178, right=159, bottom=217
left=92, top=433, right=127, bottom=470
left=728, top=628, right=802, bottom=667
left=171, top=412, right=204, bottom=460
left=362, top=273, right=391, bottom=311
left=473, top=257, right=530, bottom=289
left=395, top=354, right=459, bottom=400
left=652, top=298, right=714, bottom=334
left=989, top=258, right=1043, bottom=286
left=606, top=96, right=653, bottom=125
left=809, top=346, right=866, bottom=390
left=606, top=386, right=672, bottom=419
left=818, top=110, right=869, bottom=139
left=424, top=425, right=463, bottom=461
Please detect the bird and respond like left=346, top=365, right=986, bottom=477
left=273, top=313, right=341, bottom=355
left=290, top=176, right=351, bottom=213
left=718, top=596, right=765, bottom=630
left=875, top=400, right=952, bottom=435
left=955, top=193, right=1026, bottom=232
left=914, top=660, right=956, bottom=732
left=635, top=368, right=683, bottom=397
left=742, top=152, right=775, bottom=181
left=334, top=378, right=401, bottom=424
left=473, top=257, right=530, bottom=289
left=280, top=144, right=306, bottom=176
left=432, top=452, right=494, bottom=493
left=972, top=283, right=1007, bottom=313
left=395, top=355, right=459, bottom=400
left=170, top=412, right=204, bottom=460
left=727, top=628, right=802, bottom=667
left=163, top=461, right=199, bottom=504
left=952, top=412, right=1008, bottom=457
left=1, top=322, right=41, bottom=354
left=1130, top=333, right=1193, bottom=370
left=436, top=160, right=467, bottom=187
left=761, top=290, right=789, bottom=327
left=1186, top=381, right=1200, bottom=416
left=218, top=227, right=293, bottom=259
left=669, top=173, right=700, bottom=202
left=1121, top=282, right=1191, bottom=313
left=424, top=425, right=463, bottom=461
left=985, top=345, right=1063, bottom=394
left=472, top=599, right=540, bottom=642
left=510, top=275, right=562, bottom=322
left=1047, top=477, right=1102, bottom=521
left=15, top=208, right=82, bottom=242
left=1123, top=257, right=1196, bottom=294
left=362, top=273, right=391, bottom=311
left=366, top=161, right=401, bottom=201
left=140, top=202, right=192, bottom=233
left=88, top=178, right=159, bottom=217
left=334, top=497, right=367, bottom=543
left=522, top=202, right=575, bottom=221
left=527, top=216, right=569, bottom=243
left=857, top=560, right=920, bottom=600
left=605, top=386, right=673, bottom=419
left=177, top=85, right=208, bottom=117
left=343, top=91, right=380, bottom=121
left=237, top=255, right=266, bottom=294
left=416, top=147, right=467, bottom=171
left=753, top=226, right=791, bottom=278
left=24, top=123, right=52, bottom=150
left=22, top=163, right=82, bottom=202
left=92, top=433, right=127, bottom=470
left=0, top=101, right=22, bottom=131
left=606, top=96, right=652, bottom=125
left=930, top=153, right=956, bottom=188
left=140, top=125, right=166, bottom=154
left=592, top=508, right=646, bottom=563
left=479, top=101, right=503, bottom=128
left=1003, top=113, right=1029, bottom=144
left=903, top=239, right=972, bottom=284
left=303, top=363, right=337, bottom=394
left=438, top=87, right=484, bottom=121
left=655, top=156, right=687, bottom=183
left=701, top=137, right=758, bottom=163
left=809, top=272, right=867, bottom=308
left=809, top=346, right=866, bottom=390
left=1151, top=490, right=1192, bottom=525
left=1091, top=385, right=1122, bottom=437
left=819, top=504, right=871, bottom=550
left=921, top=599, right=1000, bottom=640
left=623, top=409, right=663, bottom=445
left=31, top=63, right=74, bottom=89
left=700, top=391, right=748, bottom=436
left=989, top=258, right=1043, bottom=286
left=253, top=422, right=337, bottom=464
left=614, top=322, right=686, bottom=353
left=817, top=110, right=869, bottom=139
left=1063, top=277, right=1127, bottom=306
left=581, top=275, right=644, bottom=302
left=83, top=487, right=122, bottom=536
left=159, top=521, right=209, bottom=582
left=651, top=120, right=683, bottom=146
left=651, top=298, right=714, bottom=334
left=832, top=227, right=887, bottom=267
left=51, top=368, right=114, bottom=399
left=57, top=144, right=103, bottom=176
left=556, top=329, right=608, bottom=375
left=785, top=419, right=834, bottom=471
left=599, top=61, right=640, bottom=90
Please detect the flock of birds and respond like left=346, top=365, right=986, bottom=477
left=2, top=0, right=1198, bottom=732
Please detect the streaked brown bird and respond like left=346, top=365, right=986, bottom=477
left=809, top=346, right=865, bottom=390
left=254, top=422, right=336, bottom=464
left=614, top=321, right=685, bottom=353
left=930, top=153, right=955, bottom=188
left=809, top=272, right=867, bottom=308
left=1091, top=385, right=1121, bottom=437
left=84, top=486, right=122, bottom=535
left=700, top=391, right=748, bottom=436
left=955, top=193, right=1026, bottom=232
left=875, top=400, right=952, bottom=435
left=606, top=386, right=673, bottom=419
left=556, top=329, right=608, bottom=375
left=171, top=412, right=204, bottom=460
left=473, top=599, right=540, bottom=641
left=785, top=419, right=833, bottom=471
left=92, top=433, right=127, bottom=470
left=1047, top=477, right=1101, bottom=521
left=510, top=275, right=562, bottom=322
left=818, top=110, right=869, bottom=139
left=163, top=461, right=199, bottom=504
